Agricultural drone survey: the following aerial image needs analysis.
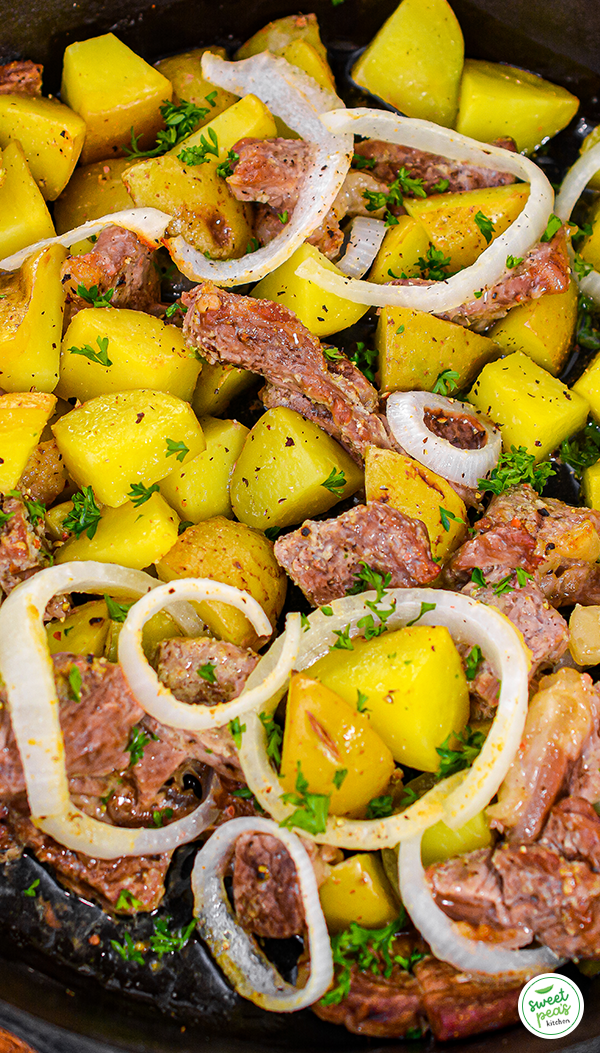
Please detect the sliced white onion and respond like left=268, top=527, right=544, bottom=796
left=555, top=140, right=600, bottom=304
left=118, top=578, right=301, bottom=730
left=336, top=216, right=387, bottom=278
left=0, top=208, right=172, bottom=272
left=399, top=830, right=563, bottom=976
left=386, top=391, right=502, bottom=487
left=191, top=816, right=333, bottom=1011
left=295, top=108, right=553, bottom=312
left=166, top=52, right=352, bottom=286
left=0, top=562, right=221, bottom=858
left=238, top=588, right=529, bottom=848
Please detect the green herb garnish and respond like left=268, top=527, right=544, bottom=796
left=165, top=437, right=189, bottom=462
left=436, top=726, right=485, bottom=779
left=127, top=482, right=160, bottom=507
left=63, top=486, right=102, bottom=540
left=69, top=335, right=112, bottom=367
left=321, top=467, right=346, bottom=496
left=478, top=445, right=555, bottom=495
left=280, top=762, right=330, bottom=836
left=432, top=369, right=460, bottom=396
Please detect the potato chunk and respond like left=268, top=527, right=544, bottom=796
left=369, top=216, right=430, bottom=285
left=52, top=389, right=205, bottom=507
left=569, top=605, right=600, bottom=667
left=0, top=244, right=65, bottom=392
left=0, top=392, right=56, bottom=492
left=488, top=281, right=577, bottom=376
left=155, top=47, right=237, bottom=119
left=54, top=158, right=134, bottom=233
left=160, top=416, right=248, bottom=523
left=56, top=493, right=179, bottom=570
left=0, top=95, right=85, bottom=200
left=319, top=854, right=399, bottom=932
left=420, top=811, right=493, bottom=868
left=46, top=599, right=110, bottom=657
left=236, top=13, right=328, bottom=62
left=192, top=359, right=255, bottom=417
left=0, top=141, right=55, bottom=260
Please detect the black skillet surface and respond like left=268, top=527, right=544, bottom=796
left=2, top=0, right=600, bottom=1050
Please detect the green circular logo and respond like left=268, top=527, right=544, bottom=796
left=518, top=973, right=584, bottom=1039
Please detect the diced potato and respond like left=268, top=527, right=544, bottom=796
left=236, top=13, right=328, bottom=62
left=376, top=305, right=498, bottom=392
left=281, top=40, right=335, bottom=91
left=156, top=516, right=287, bottom=649
left=352, top=0, right=464, bottom=127
left=46, top=599, right=110, bottom=657
left=280, top=673, right=395, bottom=818
left=104, top=606, right=182, bottom=663
left=488, top=281, right=577, bottom=376
left=308, top=626, right=469, bottom=772
left=569, top=605, right=600, bottom=666
left=230, top=407, right=363, bottom=530
left=456, top=59, right=579, bottom=154
left=582, top=461, right=600, bottom=512
left=365, top=447, right=466, bottom=561
left=0, top=96, right=85, bottom=200
left=580, top=196, right=600, bottom=271
left=45, top=500, right=72, bottom=541
left=52, top=389, right=205, bottom=507
left=404, top=184, right=529, bottom=273
left=160, top=416, right=248, bottom=523
left=0, top=392, right=56, bottom=492
left=61, top=33, right=172, bottom=165
left=55, top=492, right=179, bottom=569
left=319, top=853, right=399, bottom=933
left=580, top=126, right=600, bottom=192
left=54, top=158, right=134, bottom=233
left=252, top=243, right=369, bottom=338
left=192, top=359, right=256, bottom=417
left=155, top=47, right=237, bottom=119
left=574, top=348, right=600, bottom=425
left=469, top=351, right=589, bottom=461
left=369, top=216, right=430, bottom=285
left=57, top=307, right=201, bottom=403
left=0, top=142, right=55, bottom=260
left=0, top=244, right=65, bottom=392
left=420, top=811, right=493, bottom=868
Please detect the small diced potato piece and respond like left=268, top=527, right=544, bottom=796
left=488, top=281, right=577, bottom=376
left=319, top=854, right=399, bottom=933
left=582, top=461, right=600, bottom=511
left=0, top=96, right=85, bottom=200
left=580, top=127, right=600, bottom=192
left=161, top=416, right=248, bottom=523
left=54, top=158, right=134, bottom=233
left=45, top=500, right=72, bottom=541
left=365, top=447, right=466, bottom=561
left=280, top=673, right=395, bottom=818
left=0, top=392, right=56, bottom=492
left=469, top=351, right=589, bottom=461
left=404, top=184, right=529, bottom=273
left=61, top=33, right=172, bottom=165
left=192, top=359, right=255, bottom=417
left=52, top=389, right=205, bottom=507
left=580, top=196, right=600, bottom=272
left=0, top=244, right=65, bottom=392
left=0, top=142, right=55, bottom=260
left=55, top=493, right=179, bottom=569
left=155, top=47, right=237, bottom=119
left=236, top=13, right=328, bottom=62
left=230, top=407, right=363, bottom=530
left=156, top=516, right=287, bottom=649
left=252, top=243, right=369, bottom=338
left=456, top=59, right=579, bottom=154
left=376, top=305, right=498, bottom=392
left=569, top=604, right=600, bottom=666
left=46, top=599, right=110, bottom=657
left=308, top=626, right=469, bottom=771
left=572, top=346, right=600, bottom=424
left=104, top=607, right=181, bottom=663
left=281, top=40, right=335, bottom=91
left=57, top=307, right=201, bottom=403
left=420, top=811, right=493, bottom=868
left=369, top=216, right=430, bottom=285
left=352, top=0, right=464, bottom=127
left=167, top=93, right=276, bottom=161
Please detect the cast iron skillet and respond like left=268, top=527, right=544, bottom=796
left=1, top=1, right=600, bottom=1050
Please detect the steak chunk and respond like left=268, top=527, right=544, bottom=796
left=540, top=796, right=600, bottom=872
left=353, top=137, right=517, bottom=193
left=226, top=137, right=314, bottom=210
left=131, top=716, right=243, bottom=805
left=315, top=959, right=425, bottom=1038
left=232, top=831, right=305, bottom=938
left=156, top=637, right=259, bottom=706
left=0, top=59, right=42, bottom=95
left=413, top=957, right=521, bottom=1042
left=274, top=503, right=439, bottom=606
left=60, top=226, right=160, bottom=322
left=0, top=495, right=52, bottom=598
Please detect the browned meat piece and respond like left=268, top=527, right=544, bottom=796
left=260, top=382, right=362, bottom=463
left=60, top=225, right=160, bottom=323
left=0, top=494, right=52, bottom=598
left=68, top=770, right=201, bottom=828
left=540, top=796, right=600, bottom=872
left=447, top=523, right=538, bottom=585
left=413, top=957, right=521, bottom=1041
left=182, top=282, right=394, bottom=461
left=227, top=137, right=314, bottom=210
left=156, top=637, right=259, bottom=705
left=274, top=503, right=439, bottom=606
left=232, top=831, right=305, bottom=938
left=17, top=440, right=68, bottom=506
left=0, top=1026, right=40, bottom=1053
left=0, top=59, right=42, bottom=95
left=353, top=137, right=517, bottom=193
left=569, top=710, right=600, bottom=804
left=305, top=170, right=392, bottom=260
left=131, top=716, right=243, bottom=806
left=315, top=958, right=425, bottom=1038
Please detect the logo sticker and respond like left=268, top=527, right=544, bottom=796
left=518, top=973, right=584, bottom=1039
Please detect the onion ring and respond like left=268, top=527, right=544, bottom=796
left=337, top=216, right=387, bottom=278
left=556, top=140, right=600, bottom=304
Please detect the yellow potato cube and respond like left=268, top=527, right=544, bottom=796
left=319, top=853, right=399, bottom=933
left=0, top=244, right=65, bottom=392
left=308, top=626, right=469, bottom=772
left=160, top=416, right=248, bottom=523
left=230, top=407, right=363, bottom=530
left=52, top=389, right=205, bottom=507
left=54, top=158, right=134, bottom=233
left=574, top=350, right=600, bottom=425
left=61, top=33, right=172, bottom=165
left=580, top=126, right=600, bottom=192
left=420, top=811, right=493, bottom=868
left=57, top=307, right=201, bottom=403
left=280, top=673, right=395, bottom=818
left=252, top=243, right=369, bottom=338
left=281, top=40, right=335, bottom=91
left=488, top=281, right=578, bottom=376
left=369, top=216, right=430, bottom=285
left=469, top=351, right=589, bottom=461
left=192, top=359, right=255, bottom=417
left=56, top=493, right=179, bottom=570
left=0, top=96, right=85, bottom=200
left=104, top=607, right=181, bottom=664
left=0, top=141, right=55, bottom=261
left=0, top=392, right=56, bottom=492
left=580, top=196, right=600, bottom=272
left=569, top=604, right=600, bottom=666
left=155, top=47, right=237, bottom=119
left=236, top=13, right=328, bottom=62
left=456, top=59, right=579, bottom=154
left=46, top=599, right=110, bottom=657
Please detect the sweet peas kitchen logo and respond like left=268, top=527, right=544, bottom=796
left=518, top=973, right=584, bottom=1039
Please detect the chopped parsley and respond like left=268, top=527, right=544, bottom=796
left=127, top=482, right=160, bottom=507
left=333, top=768, right=348, bottom=790
left=576, top=294, right=600, bottom=352
left=406, top=601, right=436, bottom=627
left=471, top=567, right=487, bottom=588
left=75, top=283, right=114, bottom=308
left=178, top=127, right=219, bottom=166
left=439, top=506, right=465, bottom=532
left=492, top=573, right=515, bottom=596
left=396, top=324, right=405, bottom=335
left=352, top=153, right=376, bottom=170
left=125, top=99, right=208, bottom=158
left=560, top=419, right=600, bottom=474
left=436, top=726, right=485, bottom=779
left=116, top=888, right=144, bottom=912
left=126, top=725, right=157, bottom=767
left=516, top=567, right=533, bottom=587
left=277, top=210, right=289, bottom=224
left=464, top=645, right=483, bottom=681
left=321, top=467, right=346, bottom=496
left=506, top=254, right=523, bottom=269
left=111, top=933, right=145, bottom=965
left=347, top=341, right=378, bottom=383
left=323, top=346, right=344, bottom=362
left=348, top=562, right=391, bottom=601
left=356, top=689, right=370, bottom=713
left=9, top=489, right=46, bottom=527
left=258, top=711, right=283, bottom=769
left=228, top=716, right=246, bottom=748
left=540, top=213, right=562, bottom=243
left=149, top=916, right=196, bottom=958
left=280, top=761, right=330, bottom=836
left=63, top=486, right=102, bottom=540
left=478, top=445, right=555, bottom=495
left=67, top=665, right=82, bottom=703
left=198, top=662, right=217, bottom=683
left=0, top=507, right=15, bottom=530
left=301, top=612, right=311, bottom=632
left=431, top=178, right=450, bottom=193
left=152, top=807, right=174, bottom=827
left=165, top=300, right=187, bottom=319
left=331, top=626, right=354, bottom=650
left=215, top=148, right=239, bottom=179
left=321, top=913, right=408, bottom=1006
left=474, top=210, right=495, bottom=244
left=68, top=335, right=112, bottom=367
left=264, top=526, right=282, bottom=541
left=365, top=794, right=394, bottom=819
left=417, top=244, right=451, bottom=281
left=23, top=879, right=40, bottom=897
left=573, top=253, right=594, bottom=279
left=432, top=369, right=459, bottom=396
left=165, top=437, right=189, bottom=462
left=104, top=595, right=133, bottom=622
left=246, top=237, right=260, bottom=254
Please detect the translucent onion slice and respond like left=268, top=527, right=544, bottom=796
left=0, top=562, right=220, bottom=859
left=118, top=578, right=302, bottom=730
left=555, top=140, right=600, bottom=304
left=337, top=216, right=387, bottom=278
left=399, top=830, right=563, bottom=976
left=295, top=108, right=553, bottom=312
left=166, top=52, right=353, bottom=286
left=0, top=208, right=172, bottom=271
left=238, top=588, right=529, bottom=848
left=386, top=391, right=502, bottom=487
left=191, top=816, right=333, bottom=1011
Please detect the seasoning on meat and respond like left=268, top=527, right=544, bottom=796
left=0, top=59, right=42, bottom=95
left=60, top=225, right=161, bottom=323
left=232, top=830, right=305, bottom=938
left=353, top=137, right=518, bottom=193
left=16, top=439, right=68, bottom=506
left=0, top=494, right=52, bottom=600
left=155, top=637, right=259, bottom=706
